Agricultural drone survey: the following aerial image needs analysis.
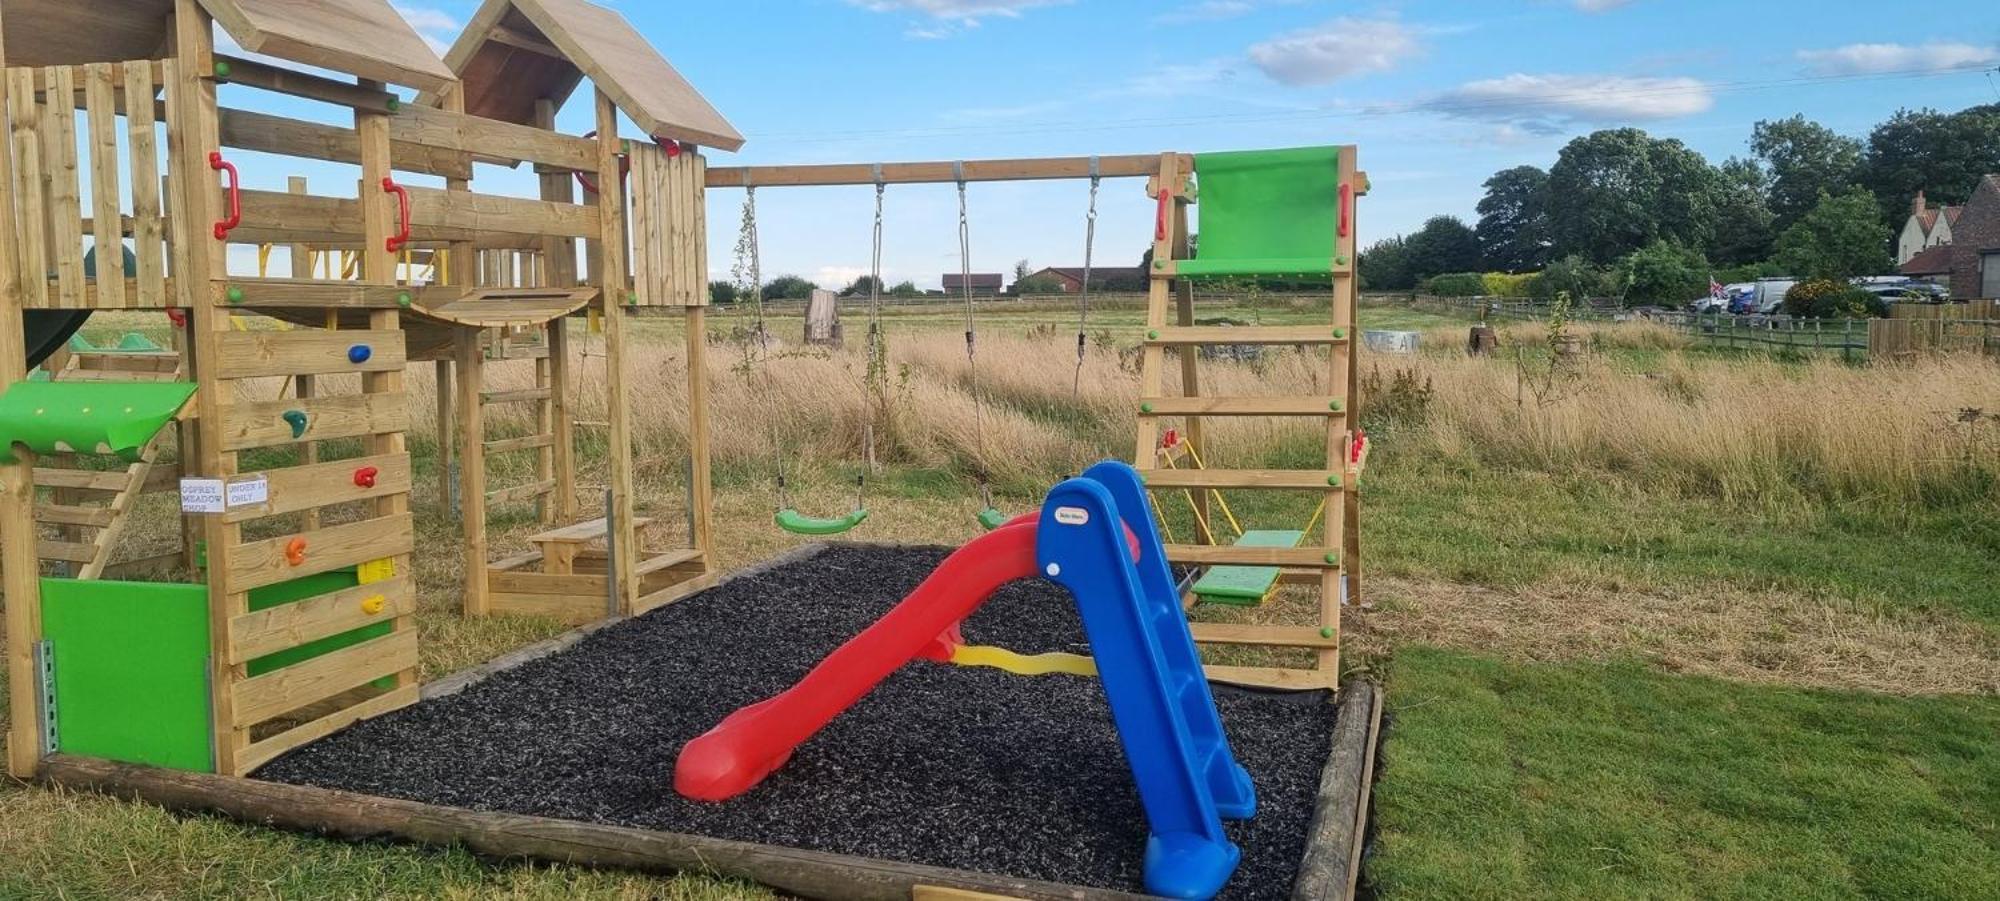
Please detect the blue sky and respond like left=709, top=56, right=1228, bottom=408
left=245, top=1, right=2000, bottom=289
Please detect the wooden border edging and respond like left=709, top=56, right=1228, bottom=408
left=36, top=755, right=1140, bottom=901
left=1291, top=680, right=1382, bottom=901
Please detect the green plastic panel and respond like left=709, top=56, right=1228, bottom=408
left=40, top=579, right=214, bottom=772
left=0, top=380, right=194, bottom=461
left=1185, top=146, right=1343, bottom=280
left=245, top=570, right=392, bottom=679
left=775, top=507, right=869, bottom=535
left=1191, top=529, right=1306, bottom=605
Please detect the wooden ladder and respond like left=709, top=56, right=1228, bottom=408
left=476, top=346, right=564, bottom=520
left=1131, top=152, right=1363, bottom=692
left=33, top=353, right=188, bottom=579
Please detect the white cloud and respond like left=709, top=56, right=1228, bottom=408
left=815, top=266, right=870, bottom=290
left=1418, top=73, right=1713, bottom=135
left=392, top=5, right=460, bottom=55
left=850, top=0, right=1069, bottom=38
left=1153, top=0, right=1304, bottom=26
left=1248, top=17, right=1420, bottom=86
left=1796, top=41, right=2000, bottom=76
left=1574, top=0, right=1634, bottom=12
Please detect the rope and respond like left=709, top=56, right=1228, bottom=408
left=1073, top=157, right=1100, bottom=399
left=742, top=184, right=789, bottom=512
left=863, top=165, right=886, bottom=479
left=956, top=163, right=993, bottom=512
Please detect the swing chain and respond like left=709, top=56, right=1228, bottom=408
left=1073, top=160, right=1101, bottom=399
left=742, top=185, right=789, bottom=508
left=955, top=166, right=994, bottom=511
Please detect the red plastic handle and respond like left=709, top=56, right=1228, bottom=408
left=382, top=177, right=411, bottom=253
left=1338, top=182, right=1352, bottom=239
left=574, top=129, right=634, bottom=196
left=1155, top=184, right=1172, bottom=242
left=208, top=151, right=241, bottom=240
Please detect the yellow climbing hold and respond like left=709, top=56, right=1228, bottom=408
left=360, top=595, right=387, bottom=615
left=949, top=644, right=1098, bottom=677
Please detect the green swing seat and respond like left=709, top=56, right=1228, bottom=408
left=1190, top=529, right=1305, bottom=606
left=1176, top=145, right=1348, bottom=281
left=774, top=507, right=869, bottom=536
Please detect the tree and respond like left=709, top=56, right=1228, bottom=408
left=708, top=280, right=738, bottom=304
left=761, top=275, right=816, bottom=300
left=1403, top=216, right=1481, bottom=281
left=1474, top=165, right=1551, bottom=271
left=1357, top=235, right=1416, bottom=290
left=1708, top=157, right=1776, bottom=265
left=1750, top=115, right=1862, bottom=230
left=1545, top=128, right=1720, bottom=262
left=1859, top=103, right=2000, bottom=227
left=840, top=274, right=883, bottom=297
left=888, top=280, right=921, bottom=297
left=1617, top=240, right=1709, bottom=305
left=1772, top=187, right=1892, bottom=281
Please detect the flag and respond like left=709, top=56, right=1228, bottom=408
left=1710, top=277, right=1724, bottom=298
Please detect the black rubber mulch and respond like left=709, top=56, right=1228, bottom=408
left=259, top=546, right=1340, bottom=899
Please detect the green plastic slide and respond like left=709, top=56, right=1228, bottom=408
left=0, top=380, right=195, bottom=461
left=1191, top=529, right=1306, bottom=606
left=1178, top=146, right=1345, bottom=281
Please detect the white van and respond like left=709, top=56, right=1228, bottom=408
left=1750, top=278, right=1797, bottom=314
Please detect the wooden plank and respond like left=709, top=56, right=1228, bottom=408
left=1139, top=396, right=1344, bottom=417
left=530, top=515, right=654, bottom=544
left=481, top=387, right=552, bottom=404
left=122, top=61, right=165, bottom=306
left=506, top=0, right=742, bottom=150
left=37, top=539, right=98, bottom=563
left=227, top=575, right=415, bottom=663
left=83, top=63, right=125, bottom=308
left=229, top=629, right=418, bottom=727
left=631, top=570, right=720, bottom=616
left=43, top=66, right=84, bottom=308
left=488, top=591, right=607, bottom=624
left=1188, top=623, right=1339, bottom=649
left=456, top=329, right=488, bottom=616
left=235, top=683, right=419, bottom=774
left=217, top=106, right=471, bottom=180
left=1165, top=543, right=1338, bottom=567
left=224, top=513, right=414, bottom=592
left=404, top=184, right=595, bottom=239
left=198, top=0, right=455, bottom=93
left=1143, top=470, right=1343, bottom=490
left=31, top=468, right=129, bottom=491
left=388, top=103, right=595, bottom=171
left=1202, top=664, right=1336, bottom=690
left=211, top=278, right=426, bottom=309
left=596, top=88, right=641, bottom=615
left=218, top=392, right=408, bottom=452
left=220, top=453, right=411, bottom=524
left=487, top=569, right=607, bottom=597
left=1146, top=325, right=1347, bottom=346
left=7, top=68, right=49, bottom=309
left=706, top=154, right=1183, bottom=188
left=484, top=433, right=553, bottom=454
left=35, top=504, right=115, bottom=527
left=487, top=479, right=556, bottom=506
left=211, top=54, right=397, bottom=110
left=40, top=755, right=1145, bottom=900
left=213, top=329, right=406, bottom=379
left=635, top=548, right=704, bottom=576
left=684, top=307, right=713, bottom=559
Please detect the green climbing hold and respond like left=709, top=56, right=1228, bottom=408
left=213, top=60, right=232, bottom=79
left=282, top=409, right=308, bottom=439
left=226, top=285, right=245, bottom=304
left=975, top=507, right=1007, bottom=530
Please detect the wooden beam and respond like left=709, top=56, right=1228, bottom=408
left=230, top=630, right=418, bottom=726
left=1138, top=396, right=1346, bottom=417
left=597, top=88, right=639, bottom=615
left=217, top=107, right=472, bottom=180
left=705, top=154, right=1187, bottom=188
left=1142, top=470, right=1343, bottom=490
left=227, top=576, right=416, bottom=664
left=404, top=184, right=596, bottom=239
left=224, top=513, right=414, bottom=592
left=389, top=103, right=596, bottom=172
left=212, top=54, right=398, bottom=112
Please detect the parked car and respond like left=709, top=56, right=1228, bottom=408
left=1745, top=278, right=1797, bottom=314
left=1694, top=282, right=1751, bottom=314
left=1859, top=280, right=1950, bottom=303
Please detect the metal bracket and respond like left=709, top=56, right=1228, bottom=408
left=603, top=487, right=620, bottom=619
left=203, top=655, right=219, bottom=771
left=448, top=460, right=461, bottom=516
left=33, top=640, right=57, bottom=755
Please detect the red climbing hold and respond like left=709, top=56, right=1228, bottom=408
left=285, top=537, right=308, bottom=566
left=354, top=466, right=379, bottom=489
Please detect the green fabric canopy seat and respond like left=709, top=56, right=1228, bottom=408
left=1177, top=145, right=1346, bottom=281
left=1190, top=529, right=1305, bottom=606
left=0, top=380, right=195, bottom=461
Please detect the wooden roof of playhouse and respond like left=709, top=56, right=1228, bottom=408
left=0, top=0, right=455, bottom=91
left=425, top=0, right=744, bottom=151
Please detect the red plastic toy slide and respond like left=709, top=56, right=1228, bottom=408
left=676, top=517, right=1041, bottom=801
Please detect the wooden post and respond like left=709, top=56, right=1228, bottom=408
left=594, top=88, right=640, bottom=614
left=286, top=176, right=320, bottom=531
left=435, top=358, right=452, bottom=508
left=685, top=306, right=714, bottom=566
left=456, top=330, right=487, bottom=616
left=0, top=1, right=49, bottom=778
left=1132, top=153, right=1182, bottom=464
left=1341, top=160, right=1364, bottom=613
left=167, top=0, right=248, bottom=774
left=532, top=97, right=578, bottom=522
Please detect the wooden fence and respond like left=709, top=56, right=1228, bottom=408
left=1868, top=318, right=2000, bottom=361
left=1889, top=299, right=2000, bottom=321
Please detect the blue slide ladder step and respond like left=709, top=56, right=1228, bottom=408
left=1036, top=460, right=1256, bottom=900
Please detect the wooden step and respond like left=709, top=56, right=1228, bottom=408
left=484, top=433, right=554, bottom=454
left=530, top=515, right=656, bottom=546
left=1143, top=469, right=1342, bottom=490
left=1201, top=663, right=1336, bottom=690
left=481, top=387, right=552, bottom=405
left=1188, top=623, right=1339, bottom=649
left=1145, top=325, right=1349, bottom=346
left=635, top=547, right=705, bottom=576
left=1164, top=543, right=1338, bottom=567
left=1139, top=396, right=1344, bottom=416
left=486, top=479, right=556, bottom=506
left=35, top=504, right=116, bottom=527
left=38, top=540, right=100, bottom=563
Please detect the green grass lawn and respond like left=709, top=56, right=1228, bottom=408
left=1371, top=646, right=2000, bottom=900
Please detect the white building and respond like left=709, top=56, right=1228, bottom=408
left=1896, top=190, right=1961, bottom=264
